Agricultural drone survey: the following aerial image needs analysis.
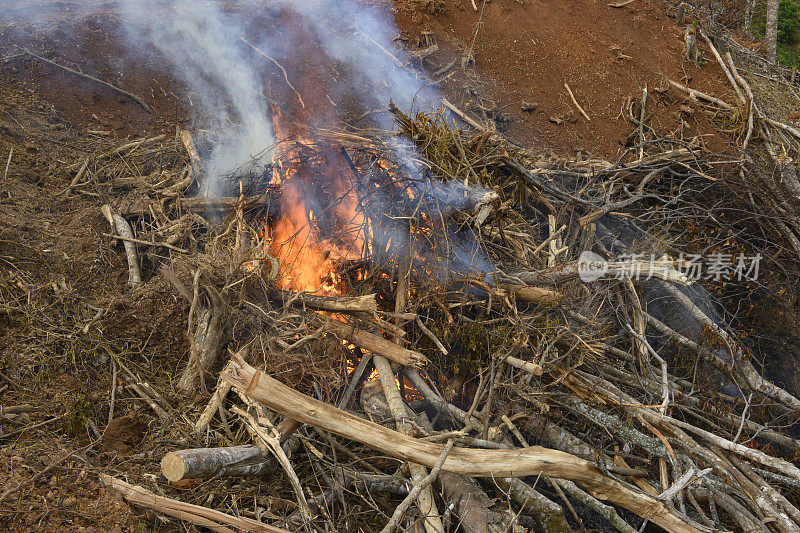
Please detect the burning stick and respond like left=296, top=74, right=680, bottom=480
left=326, top=320, right=429, bottom=368
left=267, top=289, right=377, bottom=313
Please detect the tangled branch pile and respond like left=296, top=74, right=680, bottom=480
left=70, top=62, right=800, bottom=532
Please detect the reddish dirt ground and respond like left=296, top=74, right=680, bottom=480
left=395, top=0, right=736, bottom=157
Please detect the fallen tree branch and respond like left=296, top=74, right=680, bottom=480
left=267, top=290, right=377, bottom=313
left=326, top=320, right=429, bottom=368
left=100, top=474, right=288, bottom=532
left=101, top=205, right=142, bottom=286
left=380, top=439, right=453, bottom=533
left=667, top=79, right=735, bottom=110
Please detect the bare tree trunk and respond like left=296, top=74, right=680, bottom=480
left=766, top=0, right=780, bottom=63
left=745, top=0, right=757, bottom=34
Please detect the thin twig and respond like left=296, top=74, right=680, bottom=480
left=564, top=83, right=591, bottom=121
left=20, top=48, right=154, bottom=113
left=103, top=233, right=188, bottom=253
left=379, top=439, right=454, bottom=533
left=0, top=444, right=91, bottom=504
left=240, top=38, right=305, bottom=109
left=3, top=148, right=12, bottom=181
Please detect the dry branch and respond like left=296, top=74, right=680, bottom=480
left=667, top=79, right=735, bottom=110
left=101, top=475, right=288, bottom=533
left=101, top=205, right=142, bottom=286
left=268, top=289, right=377, bottom=313
left=20, top=48, right=154, bottom=114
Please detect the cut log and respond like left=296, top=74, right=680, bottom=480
left=161, top=445, right=275, bottom=482
left=503, top=284, right=562, bottom=305
left=221, top=354, right=706, bottom=533
left=326, top=320, right=429, bottom=368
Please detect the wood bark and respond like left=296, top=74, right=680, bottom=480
left=220, top=354, right=706, bottom=533
left=101, top=205, right=141, bottom=286
left=766, top=0, right=780, bottom=63
left=267, top=289, right=377, bottom=313
left=492, top=477, right=572, bottom=533
left=439, top=472, right=516, bottom=533
left=373, top=355, right=444, bottom=533
left=161, top=445, right=275, bottom=482
left=178, top=306, right=224, bottom=395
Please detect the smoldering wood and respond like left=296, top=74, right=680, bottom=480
left=266, top=289, right=378, bottom=313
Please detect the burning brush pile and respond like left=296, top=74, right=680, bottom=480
left=85, top=94, right=800, bottom=533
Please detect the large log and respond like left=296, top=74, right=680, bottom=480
left=326, top=320, right=429, bottom=368
left=220, top=354, right=705, bottom=533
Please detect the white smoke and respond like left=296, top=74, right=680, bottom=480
left=119, top=0, right=274, bottom=195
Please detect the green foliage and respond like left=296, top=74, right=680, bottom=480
left=778, top=44, right=800, bottom=66
left=778, top=0, right=800, bottom=45
left=751, top=0, right=800, bottom=67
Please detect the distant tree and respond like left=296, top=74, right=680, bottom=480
left=745, top=0, right=756, bottom=33
left=766, top=0, right=780, bottom=62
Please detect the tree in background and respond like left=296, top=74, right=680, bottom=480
left=766, top=0, right=780, bottom=62
left=746, top=0, right=757, bottom=32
